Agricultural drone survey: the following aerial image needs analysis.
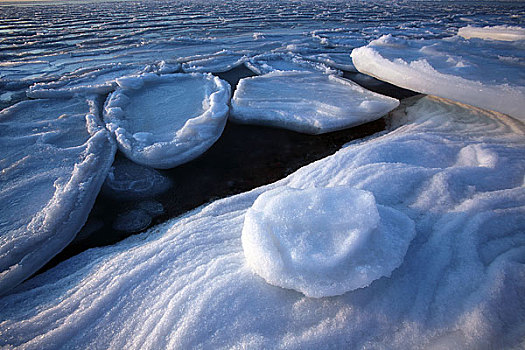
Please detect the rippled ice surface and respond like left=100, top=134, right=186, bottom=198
left=1, top=0, right=523, bottom=107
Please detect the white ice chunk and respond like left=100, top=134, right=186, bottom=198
left=102, top=157, right=171, bottom=200
left=104, top=73, right=231, bottom=169
left=0, top=96, right=524, bottom=349
left=458, top=25, right=525, bottom=41
left=242, top=186, right=415, bottom=297
left=351, top=34, right=525, bottom=121
left=231, top=71, right=399, bottom=134
left=245, top=52, right=339, bottom=75
left=0, top=97, right=116, bottom=295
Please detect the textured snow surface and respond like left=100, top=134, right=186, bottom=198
left=103, top=73, right=230, bottom=169
left=242, top=186, right=415, bottom=297
left=458, top=25, right=525, bottom=41
left=351, top=34, right=525, bottom=121
left=0, top=97, right=116, bottom=295
left=1, top=96, right=524, bottom=349
left=231, top=71, right=399, bottom=134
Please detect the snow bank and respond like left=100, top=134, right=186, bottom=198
left=351, top=34, right=525, bottom=121
left=1, top=95, right=524, bottom=348
left=103, top=73, right=230, bottom=169
left=458, top=25, right=525, bottom=41
left=230, top=71, right=399, bottom=134
left=0, top=97, right=116, bottom=295
left=242, top=186, right=415, bottom=297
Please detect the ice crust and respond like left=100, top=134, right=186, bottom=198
left=1, top=96, right=524, bottom=348
left=103, top=73, right=231, bottom=169
left=181, top=50, right=248, bottom=73
left=351, top=34, right=525, bottom=121
left=458, top=25, right=525, bottom=41
left=242, top=186, right=415, bottom=297
left=245, top=53, right=339, bottom=75
left=231, top=71, right=399, bottom=134
left=0, top=97, right=116, bottom=295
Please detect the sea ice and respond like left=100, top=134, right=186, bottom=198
left=0, top=96, right=116, bottom=295
left=458, top=25, right=525, bottom=41
left=245, top=53, right=338, bottom=75
left=242, top=186, right=415, bottom=297
left=102, top=157, right=171, bottom=200
left=351, top=34, right=525, bottom=121
left=230, top=71, right=399, bottom=134
left=112, top=209, right=152, bottom=233
left=1, top=95, right=523, bottom=348
left=103, top=73, right=230, bottom=169
left=182, top=50, right=248, bottom=73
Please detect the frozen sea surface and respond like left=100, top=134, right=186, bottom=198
left=0, top=97, right=116, bottom=295
left=1, top=96, right=523, bottom=348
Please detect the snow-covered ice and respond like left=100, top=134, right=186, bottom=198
left=231, top=71, right=399, bottom=134
left=351, top=34, right=525, bottom=121
left=242, top=186, right=415, bottom=297
left=0, top=97, right=116, bottom=295
left=103, top=73, right=230, bottom=169
left=458, top=25, right=525, bottom=41
left=102, top=157, right=171, bottom=200
left=1, top=95, right=523, bottom=348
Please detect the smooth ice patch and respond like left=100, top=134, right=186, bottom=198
left=351, top=34, right=525, bottom=121
left=104, top=73, right=230, bottom=169
left=231, top=71, right=399, bottom=134
left=242, top=186, right=415, bottom=297
left=458, top=25, right=525, bottom=41
left=0, top=97, right=116, bottom=295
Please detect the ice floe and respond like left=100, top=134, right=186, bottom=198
left=103, top=73, right=231, bottom=169
left=351, top=34, right=525, bottom=121
left=181, top=50, right=248, bottom=73
left=245, top=53, right=339, bottom=75
left=1, top=95, right=523, bottom=348
left=230, top=71, right=399, bottom=134
left=242, top=186, right=415, bottom=297
left=458, top=25, right=525, bottom=42
left=102, top=157, right=171, bottom=200
left=0, top=96, right=116, bottom=295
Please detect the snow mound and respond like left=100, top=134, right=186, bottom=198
left=102, top=157, right=171, bottom=200
left=231, top=71, right=399, bottom=134
left=0, top=96, right=524, bottom=349
left=458, top=25, right=525, bottom=41
left=103, top=73, right=230, bottom=169
left=242, top=186, right=415, bottom=297
left=351, top=34, right=525, bottom=121
left=0, top=97, right=116, bottom=295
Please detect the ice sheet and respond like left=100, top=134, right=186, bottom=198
left=245, top=53, right=339, bottom=75
left=181, top=50, right=248, bottom=73
left=103, top=73, right=230, bottom=169
left=1, top=96, right=523, bottom=348
left=351, top=34, right=525, bottom=121
left=0, top=97, right=116, bottom=295
left=458, top=25, right=525, bottom=41
left=231, top=71, right=399, bottom=134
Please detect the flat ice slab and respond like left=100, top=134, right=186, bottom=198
left=242, top=186, right=415, bottom=297
left=103, top=73, right=230, bottom=169
left=230, top=71, right=399, bottom=134
left=351, top=34, right=525, bottom=121
left=182, top=50, right=248, bottom=73
left=0, top=97, right=116, bottom=295
left=458, top=25, right=525, bottom=41
left=245, top=53, right=338, bottom=75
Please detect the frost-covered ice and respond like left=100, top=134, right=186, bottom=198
left=102, top=157, right=171, bottom=200
left=182, top=50, right=248, bottom=73
left=242, top=186, right=415, bottom=297
left=245, top=53, right=338, bottom=75
left=231, top=71, right=399, bottom=134
left=0, top=97, right=116, bottom=295
left=1, top=95, right=524, bottom=348
left=103, top=73, right=230, bottom=169
left=351, top=34, right=525, bottom=121
left=458, top=25, right=525, bottom=41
